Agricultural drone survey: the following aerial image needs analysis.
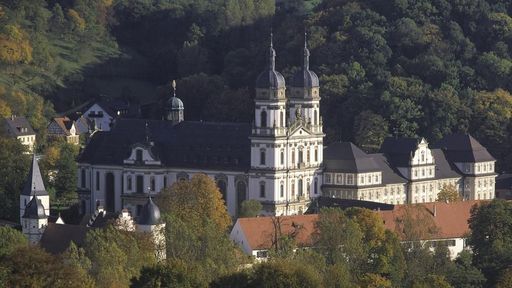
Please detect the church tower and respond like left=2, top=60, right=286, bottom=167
left=289, top=32, right=321, bottom=131
left=137, top=197, right=166, bottom=261
left=249, top=32, right=324, bottom=216
left=20, top=154, right=49, bottom=223
left=165, top=80, right=184, bottom=125
left=22, top=195, right=48, bottom=244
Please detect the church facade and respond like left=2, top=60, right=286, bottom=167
left=76, top=36, right=496, bottom=218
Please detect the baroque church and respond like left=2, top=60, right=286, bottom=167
left=75, top=35, right=496, bottom=218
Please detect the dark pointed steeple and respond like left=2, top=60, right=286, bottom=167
left=255, top=30, right=286, bottom=92
left=303, top=30, right=310, bottom=70
left=291, top=29, right=319, bottom=91
left=269, top=31, right=276, bottom=71
left=21, top=154, right=47, bottom=196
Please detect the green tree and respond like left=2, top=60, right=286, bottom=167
left=130, top=260, right=208, bottom=288
left=0, top=137, right=29, bottom=221
left=250, top=260, right=323, bottom=288
left=353, top=110, right=389, bottom=153
left=83, top=225, right=156, bottom=288
left=496, top=268, right=512, bottom=288
left=445, top=250, right=486, bottom=288
left=239, top=199, right=263, bottom=218
left=54, top=143, right=78, bottom=205
left=468, top=199, right=512, bottom=286
left=0, top=226, right=27, bottom=258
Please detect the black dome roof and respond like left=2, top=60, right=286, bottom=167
left=291, top=69, right=319, bottom=88
left=256, top=70, right=286, bottom=89
left=23, top=196, right=46, bottom=219
left=291, top=35, right=319, bottom=89
left=138, top=197, right=161, bottom=225
left=256, top=36, right=285, bottom=90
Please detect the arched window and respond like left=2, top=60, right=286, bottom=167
left=96, top=171, right=100, bottom=191
left=280, top=182, right=284, bottom=197
left=292, top=149, right=295, bottom=164
left=298, top=179, right=303, bottom=196
left=261, top=110, right=267, bottom=127
left=150, top=176, right=156, bottom=191
left=314, top=147, right=318, bottom=162
left=307, top=180, right=311, bottom=195
left=217, top=179, right=227, bottom=202
left=298, top=149, right=304, bottom=164
left=236, top=181, right=247, bottom=215
left=291, top=181, right=295, bottom=197
left=314, top=110, right=318, bottom=125
left=280, top=111, right=284, bottom=127
left=81, top=169, right=86, bottom=188
left=280, top=150, right=284, bottom=165
left=259, top=182, right=266, bottom=198
left=260, top=149, right=266, bottom=165
left=127, top=175, right=132, bottom=190
left=306, top=147, right=310, bottom=163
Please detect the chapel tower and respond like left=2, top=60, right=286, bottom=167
left=20, top=154, right=49, bottom=223
left=165, top=80, right=184, bottom=125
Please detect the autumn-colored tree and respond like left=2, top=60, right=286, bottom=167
left=0, top=25, right=33, bottom=64
left=360, top=273, right=392, bottom=288
left=436, top=184, right=460, bottom=203
left=67, top=9, right=86, bottom=32
left=157, top=174, right=231, bottom=232
left=496, top=268, right=512, bottom=288
left=394, top=204, right=439, bottom=242
left=1, top=245, right=94, bottom=288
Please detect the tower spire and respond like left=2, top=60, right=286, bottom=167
left=269, top=29, right=276, bottom=71
left=303, top=29, right=310, bottom=71
left=171, top=80, right=176, bottom=98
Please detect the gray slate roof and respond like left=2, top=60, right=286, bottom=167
left=21, top=155, right=47, bottom=196
left=40, top=223, right=90, bottom=254
left=3, top=116, right=35, bottom=136
left=431, top=149, right=462, bottom=179
left=379, top=137, right=419, bottom=167
left=324, top=142, right=381, bottom=173
left=496, top=174, right=512, bottom=190
left=372, top=153, right=408, bottom=184
left=433, top=133, right=495, bottom=162
left=78, top=119, right=251, bottom=171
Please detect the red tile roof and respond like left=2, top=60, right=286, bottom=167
left=237, top=214, right=318, bottom=250
left=236, top=200, right=487, bottom=251
left=377, top=200, right=485, bottom=239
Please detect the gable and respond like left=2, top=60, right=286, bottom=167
left=289, top=126, right=313, bottom=138
left=123, top=144, right=161, bottom=165
left=84, top=103, right=112, bottom=118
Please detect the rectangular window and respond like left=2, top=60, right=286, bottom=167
left=260, top=150, right=266, bottom=165
left=280, top=184, right=284, bottom=197
left=259, top=183, right=266, bottom=198
left=96, top=171, right=100, bottom=191
left=314, top=148, right=318, bottom=162
left=280, top=151, right=284, bottom=165
left=347, top=175, right=353, bottom=185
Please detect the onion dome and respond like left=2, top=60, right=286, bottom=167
left=167, top=80, right=184, bottom=111
left=291, top=32, right=319, bottom=89
left=22, top=196, right=47, bottom=219
left=255, top=33, right=286, bottom=90
left=138, top=197, right=161, bottom=225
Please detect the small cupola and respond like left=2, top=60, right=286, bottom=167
left=138, top=197, right=161, bottom=226
left=165, top=80, right=184, bottom=124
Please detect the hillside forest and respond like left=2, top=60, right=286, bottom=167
left=2, top=1, right=512, bottom=157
